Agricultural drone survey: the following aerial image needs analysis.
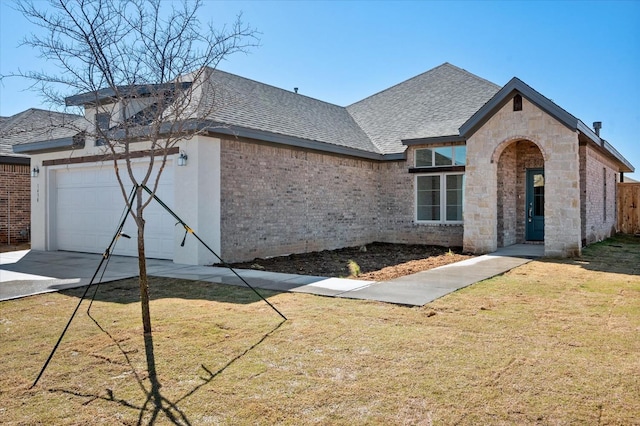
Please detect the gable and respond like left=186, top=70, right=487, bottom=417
left=459, top=78, right=634, bottom=173
left=347, top=63, right=500, bottom=155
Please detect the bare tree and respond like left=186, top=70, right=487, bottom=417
left=11, top=0, right=258, bottom=335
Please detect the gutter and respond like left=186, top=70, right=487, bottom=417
left=402, top=135, right=466, bottom=146
left=12, top=134, right=85, bottom=154
left=577, top=120, right=634, bottom=173
left=207, top=124, right=404, bottom=161
left=0, top=155, right=30, bottom=165
left=11, top=119, right=406, bottom=162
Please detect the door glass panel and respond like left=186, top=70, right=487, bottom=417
left=533, top=173, right=544, bottom=216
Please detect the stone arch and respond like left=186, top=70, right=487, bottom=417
left=494, top=137, right=546, bottom=247
left=491, top=135, right=548, bottom=165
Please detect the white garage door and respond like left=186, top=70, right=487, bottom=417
left=54, top=162, right=175, bottom=259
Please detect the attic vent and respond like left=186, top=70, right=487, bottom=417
left=513, top=94, right=523, bottom=111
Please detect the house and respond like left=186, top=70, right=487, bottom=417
left=0, top=109, right=79, bottom=245
left=13, top=63, right=634, bottom=264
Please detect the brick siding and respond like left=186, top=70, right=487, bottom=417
left=0, top=163, right=31, bottom=244
left=581, top=145, right=618, bottom=244
left=497, top=142, right=517, bottom=247
left=220, top=138, right=462, bottom=262
left=514, top=141, right=545, bottom=243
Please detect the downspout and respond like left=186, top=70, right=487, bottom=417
left=7, top=190, right=10, bottom=245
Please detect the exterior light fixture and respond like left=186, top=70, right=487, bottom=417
left=31, top=166, right=40, bottom=177
left=177, top=151, right=188, bottom=167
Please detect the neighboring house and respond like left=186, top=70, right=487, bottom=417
left=0, top=109, right=78, bottom=245
left=13, top=63, right=635, bottom=264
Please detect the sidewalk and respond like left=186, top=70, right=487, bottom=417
left=0, top=244, right=544, bottom=305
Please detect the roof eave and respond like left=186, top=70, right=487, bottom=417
left=0, top=155, right=30, bottom=165
left=402, top=135, right=466, bottom=146
left=13, top=135, right=85, bottom=154
left=65, top=82, right=193, bottom=106
left=205, top=124, right=391, bottom=161
left=577, top=120, right=634, bottom=172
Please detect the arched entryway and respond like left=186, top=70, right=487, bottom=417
left=495, top=139, right=545, bottom=247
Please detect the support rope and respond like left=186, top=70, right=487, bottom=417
left=31, top=186, right=138, bottom=388
left=140, top=184, right=287, bottom=321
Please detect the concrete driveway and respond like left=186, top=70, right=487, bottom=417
left=0, top=245, right=543, bottom=306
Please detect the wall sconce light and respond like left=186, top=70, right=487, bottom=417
left=31, top=166, right=40, bottom=177
left=177, top=151, right=188, bottom=167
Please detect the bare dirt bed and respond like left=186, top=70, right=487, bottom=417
left=0, top=243, right=30, bottom=253
left=225, top=242, right=472, bottom=281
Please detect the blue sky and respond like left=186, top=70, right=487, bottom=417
left=1, top=0, right=639, bottom=178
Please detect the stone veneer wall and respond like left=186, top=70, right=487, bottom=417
left=465, top=96, right=582, bottom=257
left=580, top=144, right=619, bottom=244
left=0, top=163, right=30, bottom=244
left=219, top=137, right=463, bottom=262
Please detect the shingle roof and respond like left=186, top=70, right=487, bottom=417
left=346, top=63, right=501, bottom=154
left=200, top=69, right=380, bottom=154
left=10, top=64, right=502, bottom=158
left=0, top=108, right=82, bottom=156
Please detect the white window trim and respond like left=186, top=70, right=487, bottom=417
left=415, top=172, right=465, bottom=224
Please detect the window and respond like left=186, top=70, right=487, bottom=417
left=416, top=173, right=464, bottom=223
left=415, top=146, right=466, bottom=168
left=95, top=112, right=110, bottom=146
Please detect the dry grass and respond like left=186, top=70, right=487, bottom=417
left=1, top=235, right=639, bottom=424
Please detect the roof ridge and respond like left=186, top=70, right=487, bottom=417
left=202, top=67, right=383, bottom=155
left=441, top=63, right=501, bottom=90
left=346, top=62, right=499, bottom=109
left=209, top=67, right=346, bottom=110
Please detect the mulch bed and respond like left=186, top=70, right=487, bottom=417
left=223, top=242, right=473, bottom=281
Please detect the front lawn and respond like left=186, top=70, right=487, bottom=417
left=1, top=235, right=639, bottom=424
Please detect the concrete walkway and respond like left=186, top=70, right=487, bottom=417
left=0, top=244, right=544, bottom=306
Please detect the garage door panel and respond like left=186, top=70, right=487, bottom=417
left=55, top=163, right=175, bottom=259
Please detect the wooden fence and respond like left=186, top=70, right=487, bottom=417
left=618, top=183, right=640, bottom=235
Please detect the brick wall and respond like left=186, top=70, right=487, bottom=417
left=581, top=145, right=618, bottom=244
left=514, top=141, right=545, bottom=243
left=497, top=143, right=517, bottom=247
left=219, top=138, right=462, bottom=262
left=0, top=163, right=31, bottom=244
left=496, top=141, right=545, bottom=246
left=220, top=138, right=382, bottom=261
left=386, top=145, right=463, bottom=247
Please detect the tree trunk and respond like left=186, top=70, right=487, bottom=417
left=136, top=187, right=152, bottom=335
